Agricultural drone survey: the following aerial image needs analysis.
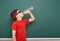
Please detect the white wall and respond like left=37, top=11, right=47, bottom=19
left=0, top=38, right=60, bottom=41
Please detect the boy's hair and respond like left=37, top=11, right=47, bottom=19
left=10, top=9, right=19, bottom=21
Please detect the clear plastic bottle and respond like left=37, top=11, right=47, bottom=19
left=27, top=6, right=34, bottom=11
left=23, top=6, right=34, bottom=14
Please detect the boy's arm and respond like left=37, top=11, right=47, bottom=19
left=12, top=30, right=16, bottom=41
left=23, top=9, right=35, bottom=22
left=28, top=11, right=35, bottom=22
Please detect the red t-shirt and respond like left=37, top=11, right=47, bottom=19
left=12, top=19, right=29, bottom=41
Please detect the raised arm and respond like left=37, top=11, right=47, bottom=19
left=23, top=9, right=35, bottom=22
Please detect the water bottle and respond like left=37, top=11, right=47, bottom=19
left=27, top=6, right=34, bottom=11
left=23, top=6, right=34, bottom=14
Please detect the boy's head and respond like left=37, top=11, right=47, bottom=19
left=10, top=9, right=24, bottom=21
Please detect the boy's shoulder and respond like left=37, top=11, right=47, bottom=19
left=23, top=18, right=29, bottom=21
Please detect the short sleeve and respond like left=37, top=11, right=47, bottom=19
left=24, top=19, right=29, bottom=25
left=12, top=22, right=17, bottom=30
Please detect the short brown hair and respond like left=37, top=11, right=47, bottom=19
left=10, top=9, right=19, bottom=21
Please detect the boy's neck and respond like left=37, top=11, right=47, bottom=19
left=17, top=18, right=22, bottom=21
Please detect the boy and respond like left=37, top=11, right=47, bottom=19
left=10, top=9, right=35, bottom=41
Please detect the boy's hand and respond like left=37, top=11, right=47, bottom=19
left=23, top=9, right=31, bottom=14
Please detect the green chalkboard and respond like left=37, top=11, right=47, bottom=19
left=0, top=0, right=60, bottom=38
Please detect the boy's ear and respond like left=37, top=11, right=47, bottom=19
left=16, top=15, right=17, bottom=18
